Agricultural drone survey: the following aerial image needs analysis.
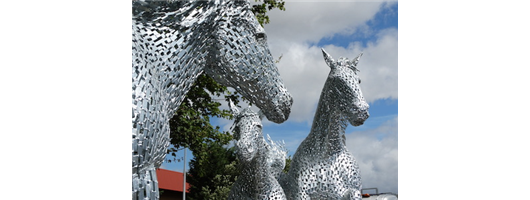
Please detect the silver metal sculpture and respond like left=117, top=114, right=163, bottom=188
left=132, top=1, right=293, bottom=199
left=281, top=49, right=369, bottom=200
left=228, top=101, right=287, bottom=200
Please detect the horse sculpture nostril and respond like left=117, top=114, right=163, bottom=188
left=353, top=120, right=364, bottom=126
left=350, top=113, right=368, bottom=126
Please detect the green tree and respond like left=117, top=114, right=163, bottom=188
left=186, top=143, right=239, bottom=200
left=252, top=0, right=286, bottom=26
left=167, top=73, right=240, bottom=159
left=283, top=155, right=292, bottom=173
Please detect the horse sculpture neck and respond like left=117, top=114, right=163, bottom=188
left=307, top=78, right=350, bottom=153
left=132, top=1, right=215, bottom=116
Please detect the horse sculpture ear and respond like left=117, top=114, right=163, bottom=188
left=228, top=99, right=240, bottom=116
left=321, top=48, right=335, bottom=69
left=352, top=52, right=363, bottom=67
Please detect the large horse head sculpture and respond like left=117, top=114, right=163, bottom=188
left=133, top=0, right=292, bottom=123
left=132, top=1, right=292, bottom=199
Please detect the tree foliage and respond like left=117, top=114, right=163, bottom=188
left=186, top=143, right=239, bottom=200
left=167, top=73, right=241, bottom=158
left=252, top=0, right=286, bottom=26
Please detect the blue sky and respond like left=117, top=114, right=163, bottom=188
left=162, top=1, right=399, bottom=194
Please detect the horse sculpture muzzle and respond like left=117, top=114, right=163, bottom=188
left=350, top=103, right=369, bottom=127
left=260, top=91, right=293, bottom=124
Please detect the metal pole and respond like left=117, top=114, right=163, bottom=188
left=183, top=148, right=187, bottom=200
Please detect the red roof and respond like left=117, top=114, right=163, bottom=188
left=156, top=168, right=190, bottom=193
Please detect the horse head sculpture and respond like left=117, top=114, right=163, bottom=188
left=228, top=100, right=287, bottom=200
left=321, top=49, right=369, bottom=126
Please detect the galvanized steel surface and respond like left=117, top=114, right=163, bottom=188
left=228, top=102, right=287, bottom=200
left=280, top=49, right=369, bottom=200
left=132, top=1, right=292, bottom=199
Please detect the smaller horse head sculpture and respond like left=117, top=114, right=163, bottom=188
left=229, top=100, right=265, bottom=163
left=321, top=48, right=369, bottom=126
left=229, top=101, right=287, bottom=173
left=228, top=100, right=287, bottom=200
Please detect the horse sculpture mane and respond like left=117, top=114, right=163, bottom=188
left=132, top=1, right=293, bottom=199
left=281, top=49, right=369, bottom=200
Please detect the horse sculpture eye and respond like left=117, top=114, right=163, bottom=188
left=255, top=32, right=267, bottom=42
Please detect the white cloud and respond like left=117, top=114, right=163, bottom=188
left=348, top=28, right=398, bottom=101
left=272, top=44, right=328, bottom=122
left=264, top=2, right=385, bottom=45
left=345, top=116, right=398, bottom=194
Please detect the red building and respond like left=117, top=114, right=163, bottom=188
left=156, top=169, right=190, bottom=200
